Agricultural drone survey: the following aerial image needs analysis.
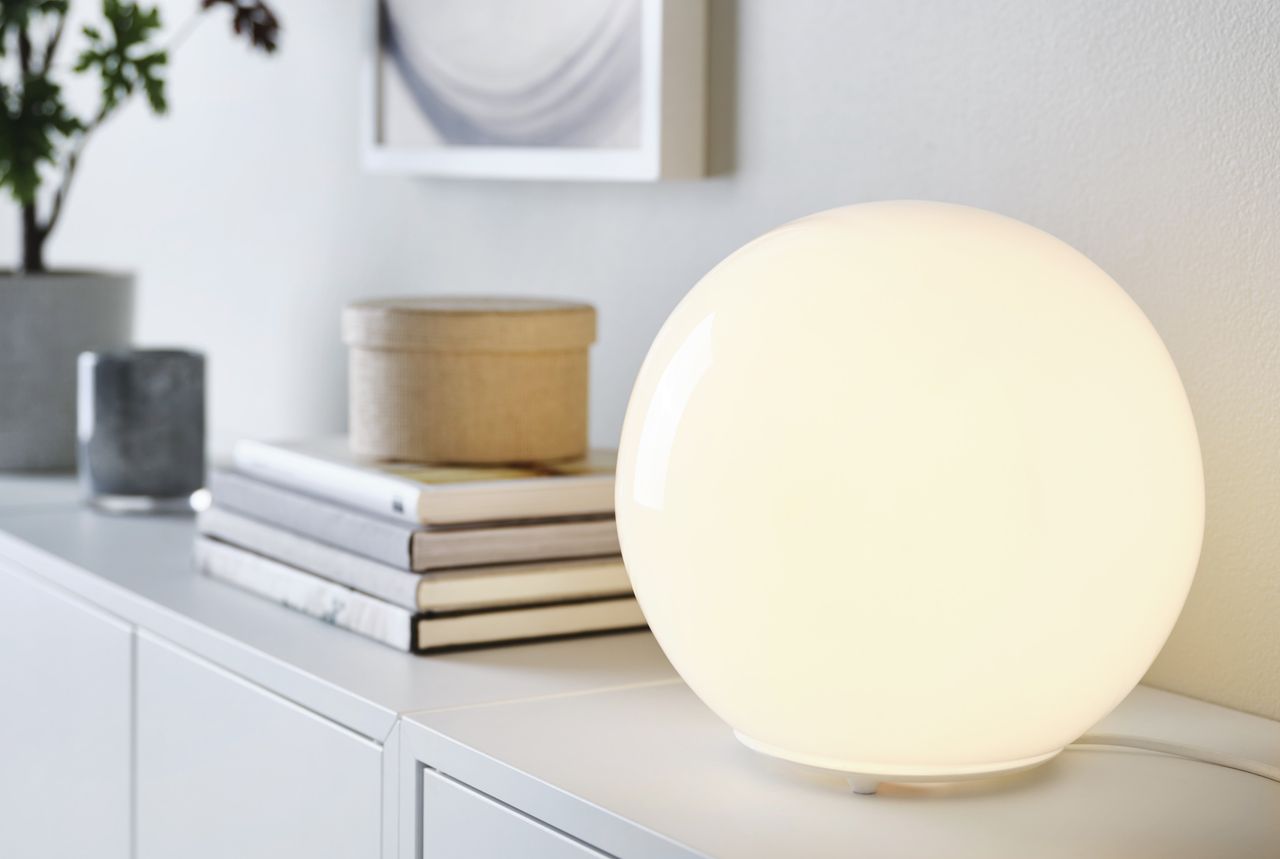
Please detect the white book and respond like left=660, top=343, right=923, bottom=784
left=232, top=437, right=616, bottom=526
left=196, top=537, right=647, bottom=652
left=209, top=469, right=620, bottom=571
left=198, top=506, right=632, bottom=612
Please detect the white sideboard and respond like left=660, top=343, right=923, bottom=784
left=0, top=475, right=1276, bottom=859
left=0, top=564, right=132, bottom=859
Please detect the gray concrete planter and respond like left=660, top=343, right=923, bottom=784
left=0, top=272, right=133, bottom=470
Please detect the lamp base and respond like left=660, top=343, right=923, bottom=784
left=733, top=731, right=1062, bottom=795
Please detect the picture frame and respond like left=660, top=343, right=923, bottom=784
left=361, top=0, right=707, bottom=181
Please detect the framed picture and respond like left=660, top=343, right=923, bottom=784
left=362, top=0, right=706, bottom=181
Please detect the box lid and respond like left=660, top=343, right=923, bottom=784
left=342, top=296, right=597, bottom=353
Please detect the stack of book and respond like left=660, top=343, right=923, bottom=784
left=197, top=437, right=645, bottom=652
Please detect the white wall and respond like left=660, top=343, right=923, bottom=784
left=9, top=0, right=1278, bottom=719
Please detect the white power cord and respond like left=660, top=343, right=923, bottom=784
left=1071, top=733, right=1280, bottom=784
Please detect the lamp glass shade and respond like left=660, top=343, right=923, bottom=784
left=615, top=201, right=1204, bottom=783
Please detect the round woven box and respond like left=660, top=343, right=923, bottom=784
left=342, top=296, right=596, bottom=464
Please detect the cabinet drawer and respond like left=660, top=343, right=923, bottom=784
left=422, top=769, right=606, bottom=858
left=0, top=566, right=132, bottom=859
left=136, top=633, right=383, bottom=859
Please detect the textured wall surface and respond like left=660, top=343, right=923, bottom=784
left=6, top=0, right=1277, bottom=718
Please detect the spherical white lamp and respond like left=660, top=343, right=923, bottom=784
left=615, top=201, right=1203, bottom=793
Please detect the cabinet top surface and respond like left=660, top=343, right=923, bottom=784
left=0, top=473, right=83, bottom=509
left=0, top=476, right=676, bottom=739
left=407, top=682, right=1280, bottom=859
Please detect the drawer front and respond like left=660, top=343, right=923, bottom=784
left=0, top=566, right=133, bottom=859
left=422, top=769, right=606, bottom=858
left=136, top=633, right=383, bottom=859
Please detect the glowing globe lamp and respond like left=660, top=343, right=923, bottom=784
left=615, top=202, right=1203, bottom=792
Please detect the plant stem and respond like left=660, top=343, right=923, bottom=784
left=17, top=18, right=40, bottom=272
left=42, top=107, right=106, bottom=247
left=167, top=10, right=204, bottom=53
left=40, top=9, right=66, bottom=73
left=38, top=8, right=207, bottom=255
left=17, top=27, right=31, bottom=76
left=21, top=203, right=44, bottom=273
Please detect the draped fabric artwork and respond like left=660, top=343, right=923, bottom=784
left=366, top=0, right=706, bottom=180
left=377, top=0, right=644, bottom=151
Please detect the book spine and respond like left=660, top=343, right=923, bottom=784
left=232, top=439, right=422, bottom=525
left=413, top=519, right=620, bottom=569
left=414, top=598, right=647, bottom=651
left=210, top=470, right=413, bottom=569
left=198, top=507, right=422, bottom=610
left=195, top=536, right=415, bottom=651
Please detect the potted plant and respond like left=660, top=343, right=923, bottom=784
left=0, top=0, right=278, bottom=469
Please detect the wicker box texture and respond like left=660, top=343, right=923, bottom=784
left=342, top=296, right=596, bottom=464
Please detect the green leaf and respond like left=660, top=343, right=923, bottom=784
left=0, top=72, right=82, bottom=204
left=139, top=49, right=166, bottom=113
left=74, top=0, right=167, bottom=117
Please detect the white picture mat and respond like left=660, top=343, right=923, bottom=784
left=360, top=0, right=705, bottom=181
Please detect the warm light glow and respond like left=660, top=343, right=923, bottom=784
left=616, top=201, right=1204, bottom=783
